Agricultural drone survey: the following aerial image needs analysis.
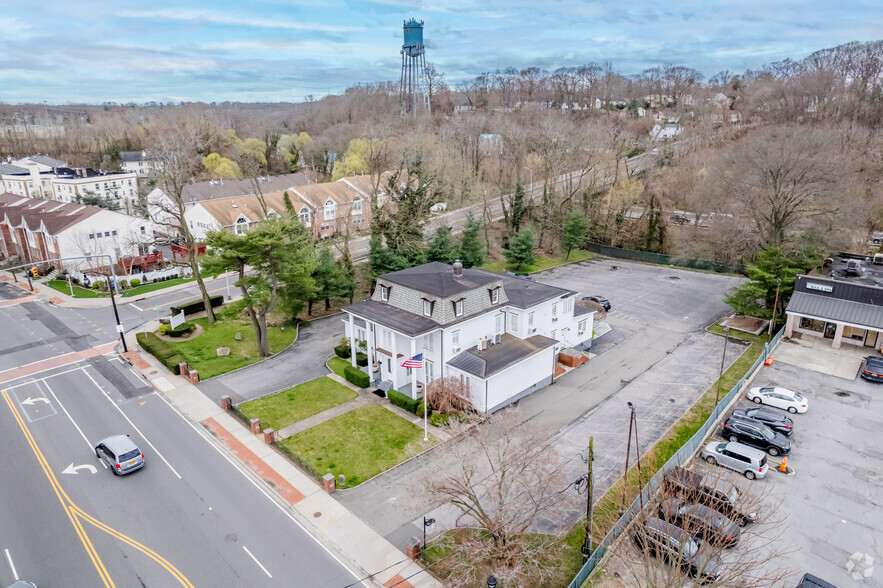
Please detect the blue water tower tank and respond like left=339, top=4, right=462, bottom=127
left=403, top=18, right=424, bottom=49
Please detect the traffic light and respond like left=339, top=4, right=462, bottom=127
left=31, top=267, right=38, bottom=278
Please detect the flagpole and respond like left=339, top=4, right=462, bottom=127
left=423, top=359, right=428, bottom=442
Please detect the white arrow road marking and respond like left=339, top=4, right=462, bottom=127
left=21, top=396, right=50, bottom=405
left=62, top=463, right=98, bottom=475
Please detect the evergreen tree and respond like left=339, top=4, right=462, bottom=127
left=724, top=246, right=821, bottom=320
left=426, top=226, right=459, bottom=264
left=309, top=244, right=356, bottom=314
left=511, top=183, right=526, bottom=233
left=459, top=213, right=485, bottom=268
left=283, top=191, right=295, bottom=215
left=368, top=235, right=410, bottom=278
left=560, top=211, right=589, bottom=260
left=504, top=227, right=536, bottom=272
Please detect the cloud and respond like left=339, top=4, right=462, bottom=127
left=117, top=8, right=364, bottom=33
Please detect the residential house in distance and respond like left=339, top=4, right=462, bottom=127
left=49, top=168, right=139, bottom=207
left=342, top=261, right=595, bottom=414
left=120, top=151, right=156, bottom=177
left=1, top=155, right=67, bottom=199
left=0, top=192, right=156, bottom=267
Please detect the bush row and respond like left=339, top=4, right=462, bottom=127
left=158, top=322, right=196, bottom=338
left=171, top=295, right=223, bottom=316
left=334, top=344, right=351, bottom=359
left=136, top=332, right=184, bottom=375
left=344, top=365, right=370, bottom=388
left=387, top=388, right=420, bottom=414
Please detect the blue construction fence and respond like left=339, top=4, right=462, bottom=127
left=567, top=327, right=784, bottom=588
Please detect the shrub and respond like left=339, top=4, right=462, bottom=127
left=130, top=278, right=141, bottom=287
left=430, top=412, right=450, bottom=427
left=415, top=401, right=425, bottom=417
left=344, top=365, right=370, bottom=388
left=118, top=279, right=129, bottom=290
left=334, top=344, right=351, bottom=359
left=71, top=277, right=80, bottom=285
left=136, top=332, right=184, bottom=374
left=167, top=321, right=195, bottom=338
left=91, top=282, right=101, bottom=290
left=171, top=295, right=223, bottom=316
left=158, top=324, right=171, bottom=334
left=356, top=352, right=368, bottom=366
left=387, top=389, right=420, bottom=414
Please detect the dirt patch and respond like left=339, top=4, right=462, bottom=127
left=154, top=323, right=204, bottom=342
left=721, top=314, right=768, bottom=335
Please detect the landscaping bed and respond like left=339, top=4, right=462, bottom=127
left=45, top=280, right=107, bottom=298
left=155, top=317, right=297, bottom=379
left=238, top=377, right=357, bottom=431
left=277, top=404, right=434, bottom=487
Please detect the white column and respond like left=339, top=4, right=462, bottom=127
left=391, top=332, right=399, bottom=391
left=348, top=315, right=357, bottom=367
left=367, top=322, right=376, bottom=379
left=410, top=337, right=418, bottom=400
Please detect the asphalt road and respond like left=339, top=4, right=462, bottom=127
left=122, top=273, right=237, bottom=315
left=0, top=283, right=359, bottom=587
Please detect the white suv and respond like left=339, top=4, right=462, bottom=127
left=701, top=441, right=768, bottom=479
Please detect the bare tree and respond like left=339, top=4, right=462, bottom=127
left=424, top=376, right=472, bottom=415
left=421, top=410, right=570, bottom=587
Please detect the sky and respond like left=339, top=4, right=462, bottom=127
left=2, top=0, right=882, bottom=105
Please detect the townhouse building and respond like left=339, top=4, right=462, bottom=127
left=342, top=261, right=595, bottom=414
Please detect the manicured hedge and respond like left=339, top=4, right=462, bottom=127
left=387, top=389, right=420, bottom=414
left=334, top=344, right=352, bottom=359
left=130, top=278, right=141, bottom=287
left=167, top=321, right=195, bottom=338
left=344, top=365, right=370, bottom=388
left=171, top=295, right=223, bottom=316
left=136, top=332, right=184, bottom=375
left=356, top=352, right=368, bottom=367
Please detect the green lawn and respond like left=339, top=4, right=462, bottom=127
left=327, top=356, right=350, bottom=378
left=239, top=377, right=357, bottom=431
left=45, top=280, right=107, bottom=298
left=482, top=249, right=593, bottom=274
left=163, top=317, right=297, bottom=379
left=278, top=404, right=434, bottom=487
left=121, top=277, right=193, bottom=297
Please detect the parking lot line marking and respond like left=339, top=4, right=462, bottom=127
left=151, top=392, right=367, bottom=587
left=79, top=367, right=182, bottom=480
left=129, top=303, right=143, bottom=312
left=2, top=390, right=115, bottom=587
left=242, top=546, right=272, bottom=578
left=4, top=548, right=18, bottom=580
left=42, top=377, right=108, bottom=469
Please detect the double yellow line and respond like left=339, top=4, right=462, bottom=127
left=2, top=390, right=193, bottom=587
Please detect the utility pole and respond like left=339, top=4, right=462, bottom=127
left=768, top=277, right=782, bottom=338
left=716, top=326, right=730, bottom=405
left=582, top=436, right=594, bottom=558
left=622, top=406, right=634, bottom=510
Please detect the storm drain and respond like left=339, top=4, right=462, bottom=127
left=668, top=276, right=681, bottom=280
left=834, top=391, right=851, bottom=397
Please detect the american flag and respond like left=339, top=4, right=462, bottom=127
left=400, top=353, right=424, bottom=369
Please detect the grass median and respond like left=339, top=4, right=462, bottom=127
left=482, top=249, right=593, bottom=274
left=239, top=377, right=357, bottom=431
left=327, top=356, right=350, bottom=378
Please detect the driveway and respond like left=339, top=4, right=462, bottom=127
left=337, top=258, right=748, bottom=549
left=198, top=314, right=345, bottom=404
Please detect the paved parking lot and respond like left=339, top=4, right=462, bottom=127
left=735, top=356, right=882, bottom=586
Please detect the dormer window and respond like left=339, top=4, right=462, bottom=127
left=380, top=284, right=391, bottom=302
left=324, top=199, right=336, bottom=220
left=298, top=206, right=311, bottom=225
left=422, top=299, right=435, bottom=317
left=453, top=299, right=464, bottom=317
left=352, top=197, right=363, bottom=213
left=234, top=215, right=248, bottom=235
left=488, top=287, right=500, bottom=305
left=266, top=209, right=278, bottom=219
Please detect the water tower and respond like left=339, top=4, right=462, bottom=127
left=399, top=18, right=430, bottom=116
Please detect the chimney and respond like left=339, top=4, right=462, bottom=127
left=452, top=260, right=463, bottom=280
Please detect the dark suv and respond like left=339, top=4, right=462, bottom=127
left=731, top=408, right=794, bottom=436
left=633, top=517, right=722, bottom=583
left=722, top=415, right=791, bottom=456
left=662, top=466, right=756, bottom=526
left=658, top=497, right=741, bottom=547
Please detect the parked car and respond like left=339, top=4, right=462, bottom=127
left=746, top=386, right=808, bottom=413
left=662, top=466, right=756, bottom=526
left=701, top=441, right=768, bottom=479
left=581, top=295, right=611, bottom=311
left=633, top=517, right=722, bottom=583
left=795, top=572, right=838, bottom=587
left=731, top=407, right=794, bottom=436
left=94, top=434, right=145, bottom=475
left=846, top=259, right=864, bottom=276
left=860, top=355, right=883, bottom=383
left=658, top=497, right=742, bottom=547
left=722, top=416, right=791, bottom=456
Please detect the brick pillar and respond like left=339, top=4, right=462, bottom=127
left=406, top=536, right=421, bottom=560
left=188, top=370, right=199, bottom=384
left=178, top=362, right=188, bottom=377
left=832, top=323, right=845, bottom=350
left=220, top=395, right=232, bottom=410
left=250, top=418, right=261, bottom=434
left=262, top=428, right=275, bottom=444
left=323, top=473, right=336, bottom=494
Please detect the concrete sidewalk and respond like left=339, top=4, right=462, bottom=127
left=123, top=334, right=441, bottom=588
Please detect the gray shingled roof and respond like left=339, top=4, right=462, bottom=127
left=344, top=299, right=440, bottom=336
left=120, top=151, right=148, bottom=163
left=181, top=173, right=313, bottom=204
left=498, top=273, right=576, bottom=308
left=447, top=333, right=557, bottom=378
left=27, top=155, right=66, bottom=168
left=787, top=292, right=883, bottom=329
left=574, top=304, right=594, bottom=317
left=381, top=262, right=499, bottom=297
left=0, top=163, right=28, bottom=175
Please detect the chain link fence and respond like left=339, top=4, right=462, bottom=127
left=568, top=328, right=784, bottom=588
left=584, top=242, right=744, bottom=274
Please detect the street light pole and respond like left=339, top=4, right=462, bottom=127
left=224, top=267, right=231, bottom=300
left=716, top=326, right=730, bottom=406
left=631, top=403, right=643, bottom=511
left=768, top=277, right=782, bottom=338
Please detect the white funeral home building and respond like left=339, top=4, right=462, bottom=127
left=342, top=261, right=595, bottom=414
